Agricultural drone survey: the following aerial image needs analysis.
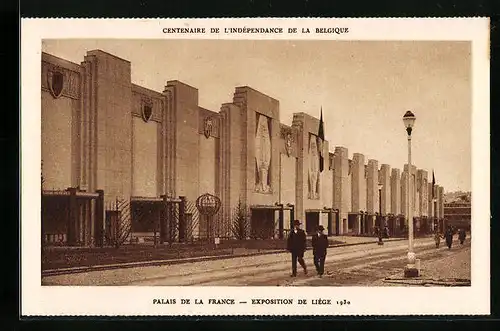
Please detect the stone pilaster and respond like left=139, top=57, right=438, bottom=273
left=366, top=159, right=378, bottom=232
left=85, top=50, right=132, bottom=202
left=417, top=169, right=429, bottom=217
left=391, top=168, right=401, bottom=215
left=333, top=146, right=349, bottom=234
left=379, top=164, right=391, bottom=215
left=351, top=153, right=366, bottom=212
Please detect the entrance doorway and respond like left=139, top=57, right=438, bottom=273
left=305, top=212, right=319, bottom=235
left=348, top=213, right=358, bottom=234
left=251, top=208, right=275, bottom=239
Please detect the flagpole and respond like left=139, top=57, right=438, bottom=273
left=318, top=106, right=325, bottom=173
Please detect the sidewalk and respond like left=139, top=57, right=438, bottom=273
left=43, top=236, right=409, bottom=277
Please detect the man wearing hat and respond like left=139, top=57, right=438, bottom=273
left=312, top=225, right=329, bottom=277
left=286, top=220, right=308, bottom=277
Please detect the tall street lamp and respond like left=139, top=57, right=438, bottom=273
left=403, top=110, right=419, bottom=277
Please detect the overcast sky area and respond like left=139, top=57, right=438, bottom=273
left=42, top=39, right=471, bottom=193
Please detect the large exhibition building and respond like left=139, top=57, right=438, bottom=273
left=41, top=49, right=446, bottom=247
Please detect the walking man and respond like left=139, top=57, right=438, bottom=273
left=444, top=226, right=454, bottom=250
left=312, top=225, right=328, bottom=277
left=434, top=229, right=441, bottom=248
left=287, top=220, right=307, bottom=277
left=459, top=228, right=466, bottom=245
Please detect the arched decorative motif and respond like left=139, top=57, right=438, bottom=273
left=255, top=114, right=272, bottom=193
left=141, top=97, right=153, bottom=123
left=47, top=67, right=65, bottom=99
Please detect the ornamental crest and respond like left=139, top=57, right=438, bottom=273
left=204, top=117, right=213, bottom=139
left=141, top=98, right=153, bottom=123
left=47, top=68, right=64, bottom=99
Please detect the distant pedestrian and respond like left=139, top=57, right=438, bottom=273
left=444, top=226, right=453, bottom=249
left=459, top=228, right=466, bottom=245
left=287, top=220, right=308, bottom=277
left=312, top=225, right=328, bottom=277
left=434, top=230, right=441, bottom=248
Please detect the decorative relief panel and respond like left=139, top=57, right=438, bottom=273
left=41, top=61, right=80, bottom=99
left=348, top=159, right=354, bottom=176
left=198, top=112, right=220, bottom=138
left=280, top=125, right=294, bottom=157
left=308, top=134, right=320, bottom=199
left=255, top=113, right=272, bottom=193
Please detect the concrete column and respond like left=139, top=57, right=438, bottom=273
left=327, top=211, right=333, bottom=236
left=278, top=207, right=284, bottom=239
left=366, top=160, right=379, bottom=214
left=355, top=214, right=361, bottom=234
left=67, top=187, right=78, bottom=245
left=94, top=189, right=104, bottom=247
left=179, top=196, right=186, bottom=242
left=351, top=153, right=366, bottom=213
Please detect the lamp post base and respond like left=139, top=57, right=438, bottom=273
left=404, top=265, right=420, bottom=278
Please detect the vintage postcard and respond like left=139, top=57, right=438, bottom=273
left=21, top=18, right=490, bottom=316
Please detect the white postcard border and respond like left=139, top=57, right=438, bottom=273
left=21, top=17, right=490, bottom=316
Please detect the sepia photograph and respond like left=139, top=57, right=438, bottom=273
left=40, top=39, right=472, bottom=287
left=21, top=17, right=490, bottom=316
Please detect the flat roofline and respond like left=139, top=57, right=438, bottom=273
left=42, top=52, right=81, bottom=70
left=131, top=84, right=164, bottom=98
left=166, top=79, right=198, bottom=91
left=234, top=85, right=279, bottom=103
left=86, top=49, right=131, bottom=63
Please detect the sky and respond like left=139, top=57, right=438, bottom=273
left=42, top=39, right=471, bottom=192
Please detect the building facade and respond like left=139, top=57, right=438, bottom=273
left=41, top=49, right=446, bottom=246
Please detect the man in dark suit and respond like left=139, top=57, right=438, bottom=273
left=287, top=219, right=308, bottom=277
left=312, top=225, right=328, bottom=277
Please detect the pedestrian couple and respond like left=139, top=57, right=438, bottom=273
left=286, top=220, right=328, bottom=277
left=434, top=227, right=454, bottom=249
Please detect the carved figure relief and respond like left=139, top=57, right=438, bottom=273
left=280, top=126, right=293, bottom=157
left=308, top=134, right=320, bottom=199
left=255, top=114, right=272, bottom=193
left=285, top=133, right=293, bottom=156
left=204, top=117, right=213, bottom=139
left=348, top=159, right=354, bottom=176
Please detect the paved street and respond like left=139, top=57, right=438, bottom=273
left=42, top=237, right=470, bottom=286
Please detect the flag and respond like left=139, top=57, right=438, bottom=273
left=318, top=107, right=325, bottom=172
left=432, top=170, right=436, bottom=199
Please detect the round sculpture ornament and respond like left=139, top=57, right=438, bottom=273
left=196, top=193, right=221, bottom=217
